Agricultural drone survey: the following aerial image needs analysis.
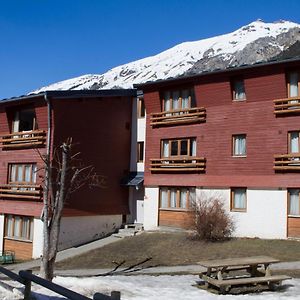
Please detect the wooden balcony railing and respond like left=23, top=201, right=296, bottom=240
left=274, top=97, right=300, bottom=115
left=150, top=107, right=206, bottom=126
left=150, top=157, right=206, bottom=172
left=274, top=153, right=300, bottom=171
left=0, top=130, right=46, bottom=150
left=0, top=184, right=43, bottom=200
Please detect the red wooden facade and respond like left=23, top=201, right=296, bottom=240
left=0, top=90, right=135, bottom=258
left=139, top=59, right=300, bottom=236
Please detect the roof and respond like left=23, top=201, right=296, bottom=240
left=120, top=172, right=144, bottom=187
left=0, top=89, right=137, bottom=104
left=134, top=56, right=300, bottom=89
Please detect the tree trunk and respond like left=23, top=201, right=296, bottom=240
left=40, top=142, right=70, bottom=281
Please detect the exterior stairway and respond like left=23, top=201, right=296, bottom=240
left=113, top=223, right=144, bottom=238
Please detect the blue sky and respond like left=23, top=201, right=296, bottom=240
left=1, top=0, right=300, bottom=99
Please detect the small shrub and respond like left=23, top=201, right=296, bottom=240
left=191, top=194, right=235, bottom=242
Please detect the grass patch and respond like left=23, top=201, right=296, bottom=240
left=56, top=232, right=300, bottom=270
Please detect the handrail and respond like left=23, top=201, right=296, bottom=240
left=273, top=97, right=300, bottom=115
left=0, top=183, right=43, bottom=200
left=0, top=266, right=121, bottom=300
left=150, top=107, right=206, bottom=126
left=274, top=153, right=300, bottom=171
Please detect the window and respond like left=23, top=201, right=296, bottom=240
left=162, top=138, right=196, bottom=158
left=137, top=142, right=144, bottom=163
left=232, top=79, right=246, bottom=100
left=12, top=108, right=36, bottom=133
left=162, top=89, right=195, bottom=112
left=288, top=189, right=300, bottom=216
left=231, top=188, right=247, bottom=211
left=5, top=215, right=33, bottom=241
left=137, top=97, right=145, bottom=118
left=160, top=187, right=196, bottom=210
left=9, top=164, right=37, bottom=184
left=232, top=134, right=246, bottom=156
left=288, top=131, right=300, bottom=153
left=287, top=72, right=300, bottom=98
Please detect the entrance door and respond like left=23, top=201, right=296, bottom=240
left=136, top=199, right=144, bottom=224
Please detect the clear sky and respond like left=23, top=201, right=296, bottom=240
left=1, top=0, right=300, bottom=99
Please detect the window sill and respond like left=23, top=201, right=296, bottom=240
left=230, top=209, right=247, bottom=213
left=232, top=99, right=246, bottom=102
left=232, top=155, right=247, bottom=158
left=288, top=214, right=300, bottom=218
left=159, top=208, right=191, bottom=212
left=4, top=236, right=32, bottom=243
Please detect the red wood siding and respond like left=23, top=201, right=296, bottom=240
left=0, top=98, right=47, bottom=216
left=143, top=61, right=300, bottom=188
left=52, top=97, right=132, bottom=216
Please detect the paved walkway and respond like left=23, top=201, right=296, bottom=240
left=6, top=233, right=300, bottom=277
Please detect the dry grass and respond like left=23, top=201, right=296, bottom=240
left=56, top=232, right=300, bottom=270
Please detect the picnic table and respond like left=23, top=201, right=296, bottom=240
left=198, top=256, right=291, bottom=294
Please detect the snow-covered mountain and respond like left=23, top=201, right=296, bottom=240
left=33, top=20, right=300, bottom=93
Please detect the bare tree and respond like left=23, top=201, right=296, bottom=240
left=40, top=138, right=106, bottom=281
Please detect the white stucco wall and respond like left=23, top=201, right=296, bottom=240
left=58, top=215, right=122, bottom=250
left=144, top=187, right=159, bottom=230
left=197, top=188, right=287, bottom=239
left=0, top=214, right=4, bottom=252
left=32, top=218, right=43, bottom=258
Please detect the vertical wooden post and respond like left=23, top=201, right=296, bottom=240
left=23, top=270, right=32, bottom=300
left=111, top=291, right=121, bottom=300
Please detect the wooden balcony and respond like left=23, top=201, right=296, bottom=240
left=274, top=97, right=300, bottom=116
left=150, top=107, right=206, bottom=127
left=150, top=157, right=206, bottom=172
left=0, top=130, right=46, bottom=150
left=274, top=153, right=300, bottom=171
left=0, top=184, right=43, bottom=201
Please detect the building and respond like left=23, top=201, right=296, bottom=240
left=136, top=57, right=300, bottom=239
left=0, top=89, right=136, bottom=259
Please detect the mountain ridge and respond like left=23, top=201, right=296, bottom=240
left=33, top=20, right=300, bottom=93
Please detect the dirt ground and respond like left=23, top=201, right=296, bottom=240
left=56, top=232, right=300, bottom=270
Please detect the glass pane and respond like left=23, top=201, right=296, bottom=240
left=191, top=139, right=197, bottom=156
left=180, top=140, right=188, bottom=156
left=179, top=189, right=187, bottom=208
left=290, top=132, right=299, bottom=153
left=289, top=190, right=300, bottom=215
left=25, top=165, right=31, bottom=183
left=189, top=188, right=196, bottom=206
left=170, top=189, right=176, bottom=208
left=17, top=165, right=23, bottom=182
left=19, top=109, right=35, bottom=131
left=9, top=165, right=16, bottom=182
left=181, top=90, right=190, bottom=109
left=163, top=92, right=171, bottom=111
left=289, top=72, right=299, bottom=97
left=171, top=141, right=178, bottom=156
left=32, top=165, right=37, bottom=183
left=234, top=80, right=246, bottom=100
left=5, top=215, right=13, bottom=237
left=163, top=141, right=169, bottom=157
left=160, top=188, right=168, bottom=208
left=234, top=189, right=246, bottom=209
left=22, top=218, right=30, bottom=239
left=14, top=216, right=21, bottom=237
left=172, top=91, right=180, bottom=110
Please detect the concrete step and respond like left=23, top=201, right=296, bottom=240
left=125, top=223, right=144, bottom=231
left=113, top=224, right=144, bottom=238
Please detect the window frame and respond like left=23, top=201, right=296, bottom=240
left=287, top=71, right=300, bottom=98
left=4, top=214, right=34, bottom=241
left=161, top=138, right=196, bottom=158
left=287, top=189, right=300, bottom=217
left=230, top=188, right=247, bottom=212
left=137, top=142, right=144, bottom=163
left=137, top=97, right=145, bottom=119
left=159, top=186, right=195, bottom=211
left=232, top=134, right=247, bottom=157
left=161, top=88, right=195, bottom=112
left=231, top=78, right=246, bottom=101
